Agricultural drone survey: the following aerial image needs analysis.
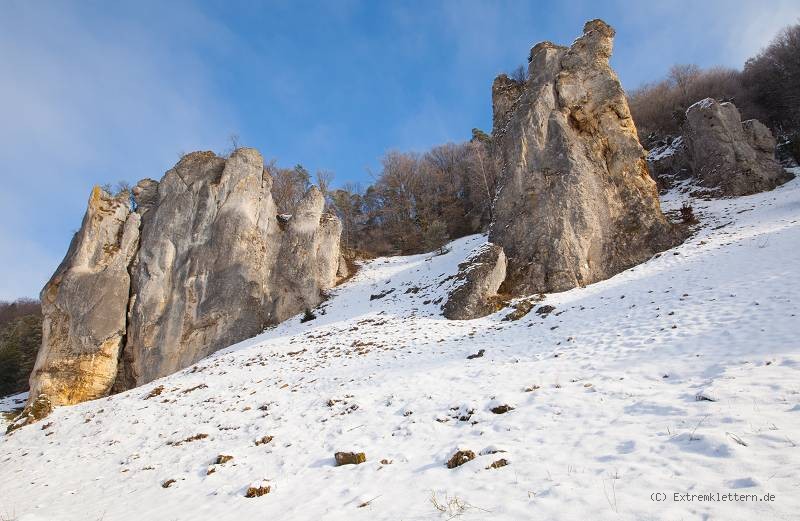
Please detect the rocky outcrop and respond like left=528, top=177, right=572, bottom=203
left=29, top=187, right=140, bottom=405
left=442, top=243, right=506, bottom=320
left=489, top=20, right=679, bottom=296
left=269, top=187, right=342, bottom=322
left=683, top=98, right=789, bottom=196
left=29, top=148, right=343, bottom=409
left=646, top=100, right=791, bottom=196
left=119, top=149, right=280, bottom=387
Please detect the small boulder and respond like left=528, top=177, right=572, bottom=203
left=466, top=349, right=485, bottom=360
left=486, top=458, right=510, bottom=469
left=503, top=298, right=537, bottom=321
left=535, top=305, right=556, bottom=316
left=490, top=404, right=515, bottom=414
left=335, top=451, right=366, bottom=466
left=255, top=435, right=273, bottom=446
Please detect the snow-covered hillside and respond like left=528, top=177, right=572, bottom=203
left=2, top=173, right=799, bottom=521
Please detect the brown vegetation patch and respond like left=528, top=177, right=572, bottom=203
left=255, top=435, right=273, bottom=446
left=486, top=458, right=510, bottom=469
left=245, top=484, right=271, bottom=498
left=446, top=449, right=476, bottom=469
left=167, top=433, right=208, bottom=446
left=144, top=385, right=165, bottom=400
left=181, top=384, right=208, bottom=394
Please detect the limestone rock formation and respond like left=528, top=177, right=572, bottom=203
left=269, top=187, right=342, bottom=323
left=442, top=243, right=506, bottom=320
left=491, top=75, right=524, bottom=134
left=645, top=100, right=791, bottom=196
left=119, top=149, right=282, bottom=387
left=29, top=187, right=140, bottom=405
left=489, top=20, right=678, bottom=296
left=683, top=98, right=789, bottom=196
left=29, top=148, right=343, bottom=409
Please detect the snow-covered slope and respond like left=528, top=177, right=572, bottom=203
left=2, top=173, right=800, bottom=521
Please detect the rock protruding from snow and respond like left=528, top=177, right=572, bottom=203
left=683, top=98, right=790, bottom=196
left=442, top=243, right=506, bottom=320
left=29, top=187, right=140, bottom=406
left=269, top=187, right=342, bottom=322
left=489, top=20, right=679, bottom=295
left=29, top=148, right=343, bottom=408
left=119, top=149, right=283, bottom=388
left=120, top=149, right=342, bottom=389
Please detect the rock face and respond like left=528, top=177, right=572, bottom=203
left=269, top=188, right=342, bottom=323
left=442, top=243, right=506, bottom=320
left=683, top=98, right=789, bottom=196
left=489, top=20, right=678, bottom=296
left=29, top=187, right=140, bottom=405
left=119, top=149, right=282, bottom=387
left=29, top=148, right=343, bottom=408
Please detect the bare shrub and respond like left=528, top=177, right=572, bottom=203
left=680, top=203, right=698, bottom=224
left=742, top=22, right=800, bottom=132
left=509, top=64, right=527, bottom=83
left=629, top=65, right=748, bottom=141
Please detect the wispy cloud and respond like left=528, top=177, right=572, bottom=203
left=0, top=1, right=238, bottom=299
left=2, top=0, right=798, bottom=300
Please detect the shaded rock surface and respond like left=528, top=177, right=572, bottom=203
left=442, top=243, right=506, bottom=320
left=684, top=98, right=790, bottom=196
left=121, top=148, right=284, bottom=387
left=646, top=100, right=791, bottom=196
left=29, top=148, right=343, bottom=409
left=489, top=20, right=679, bottom=296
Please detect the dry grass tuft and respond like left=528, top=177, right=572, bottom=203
left=166, top=433, right=208, bottom=446
left=255, top=435, right=273, bottom=446
left=245, top=483, right=271, bottom=498
left=446, top=450, right=475, bottom=469
left=486, top=458, right=510, bottom=469
left=144, top=385, right=165, bottom=400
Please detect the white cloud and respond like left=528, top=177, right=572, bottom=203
left=719, top=0, right=800, bottom=64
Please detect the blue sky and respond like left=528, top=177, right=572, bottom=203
left=1, top=0, right=798, bottom=299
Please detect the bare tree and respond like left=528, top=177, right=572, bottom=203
left=742, top=22, right=800, bottom=131
left=268, top=163, right=312, bottom=214
left=510, top=64, right=527, bottom=83
left=315, top=169, right=335, bottom=198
